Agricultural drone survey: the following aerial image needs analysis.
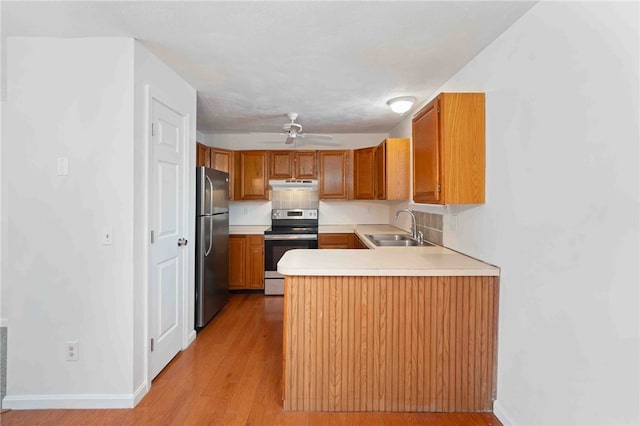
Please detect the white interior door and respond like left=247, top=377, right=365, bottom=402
left=149, top=96, right=187, bottom=380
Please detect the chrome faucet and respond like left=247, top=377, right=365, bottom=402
left=394, top=208, right=423, bottom=242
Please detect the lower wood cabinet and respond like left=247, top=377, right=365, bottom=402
left=351, top=233, right=369, bottom=249
left=229, top=234, right=264, bottom=290
left=318, top=233, right=369, bottom=249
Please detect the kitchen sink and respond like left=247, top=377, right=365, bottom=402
left=365, top=234, right=434, bottom=247
left=366, top=234, right=413, bottom=241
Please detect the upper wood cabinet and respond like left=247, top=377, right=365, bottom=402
left=376, top=138, right=410, bottom=200
left=210, top=148, right=233, bottom=174
left=269, top=150, right=317, bottom=179
left=235, top=150, right=269, bottom=200
left=353, top=138, right=409, bottom=200
left=294, top=151, right=318, bottom=179
left=353, top=147, right=376, bottom=199
left=196, top=143, right=235, bottom=200
left=318, top=150, right=352, bottom=200
left=196, top=142, right=211, bottom=168
left=211, top=148, right=235, bottom=200
left=374, top=143, right=386, bottom=199
left=413, top=93, right=485, bottom=204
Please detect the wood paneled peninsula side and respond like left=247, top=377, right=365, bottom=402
left=278, top=225, right=500, bottom=413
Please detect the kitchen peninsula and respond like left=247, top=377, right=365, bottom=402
left=278, top=225, right=499, bottom=413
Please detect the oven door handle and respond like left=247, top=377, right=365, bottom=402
left=264, top=234, right=318, bottom=241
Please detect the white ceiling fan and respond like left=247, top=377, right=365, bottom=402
left=279, top=113, right=335, bottom=145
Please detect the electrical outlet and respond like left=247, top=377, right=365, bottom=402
left=103, top=226, right=113, bottom=245
left=65, top=341, right=79, bottom=361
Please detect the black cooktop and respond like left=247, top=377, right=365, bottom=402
left=264, top=226, right=318, bottom=235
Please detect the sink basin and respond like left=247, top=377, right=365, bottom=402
left=365, top=233, right=413, bottom=241
left=365, top=234, right=435, bottom=247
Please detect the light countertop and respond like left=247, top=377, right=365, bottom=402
left=278, top=224, right=499, bottom=277
left=229, top=225, right=269, bottom=235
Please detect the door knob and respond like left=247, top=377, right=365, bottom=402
left=178, top=238, right=188, bottom=247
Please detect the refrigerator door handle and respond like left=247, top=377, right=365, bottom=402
left=204, top=216, right=213, bottom=256
left=205, top=174, right=214, bottom=215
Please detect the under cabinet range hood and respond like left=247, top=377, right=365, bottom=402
left=269, top=179, right=318, bottom=191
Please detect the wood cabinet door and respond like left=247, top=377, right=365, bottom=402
left=294, top=151, right=318, bottom=179
left=382, top=138, right=410, bottom=200
left=318, top=233, right=352, bottom=249
left=374, top=142, right=386, bottom=200
left=238, top=151, right=268, bottom=200
left=354, top=147, right=376, bottom=199
left=196, top=142, right=210, bottom=167
left=269, top=151, right=294, bottom=179
left=412, top=97, right=441, bottom=204
left=210, top=148, right=232, bottom=173
left=318, top=151, right=350, bottom=199
left=246, top=235, right=264, bottom=289
left=228, top=235, right=246, bottom=289
left=351, top=233, right=369, bottom=249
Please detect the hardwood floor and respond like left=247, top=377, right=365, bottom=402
left=1, top=294, right=502, bottom=426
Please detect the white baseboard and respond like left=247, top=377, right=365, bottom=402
left=3, top=392, right=140, bottom=409
left=133, top=381, right=148, bottom=407
left=184, top=329, right=196, bottom=348
left=494, top=400, right=515, bottom=426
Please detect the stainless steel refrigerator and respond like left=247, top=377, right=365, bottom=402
left=195, top=167, right=230, bottom=330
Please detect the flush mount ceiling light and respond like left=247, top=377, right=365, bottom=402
left=387, top=96, right=416, bottom=115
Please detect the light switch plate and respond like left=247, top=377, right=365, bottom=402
left=56, top=157, right=69, bottom=176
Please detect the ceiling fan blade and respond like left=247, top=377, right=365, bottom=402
left=285, top=135, right=295, bottom=144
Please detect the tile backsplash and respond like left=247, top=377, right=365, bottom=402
left=412, top=210, right=444, bottom=245
left=271, top=190, right=319, bottom=209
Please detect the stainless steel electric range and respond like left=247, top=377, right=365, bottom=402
left=263, top=208, right=318, bottom=295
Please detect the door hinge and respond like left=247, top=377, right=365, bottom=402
left=437, top=184, right=441, bottom=192
left=150, top=338, right=155, bottom=352
left=150, top=230, right=155, bottom=244
left=436, top=105, right=441, bottom=114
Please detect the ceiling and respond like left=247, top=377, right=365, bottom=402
left=2, top=1, right=536, bottom=135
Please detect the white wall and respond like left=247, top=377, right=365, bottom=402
left=132, top=41, right=197, bottom=400
left=391, top=2, right=639, bottom=425
left=1, top=37, right=196, bottom=409
left=2, top=38, right=136, bottom=406
left=318, top=200, right=393, bottom=225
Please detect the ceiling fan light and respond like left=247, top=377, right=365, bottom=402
left=387, top=96, right=416, bottom=115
